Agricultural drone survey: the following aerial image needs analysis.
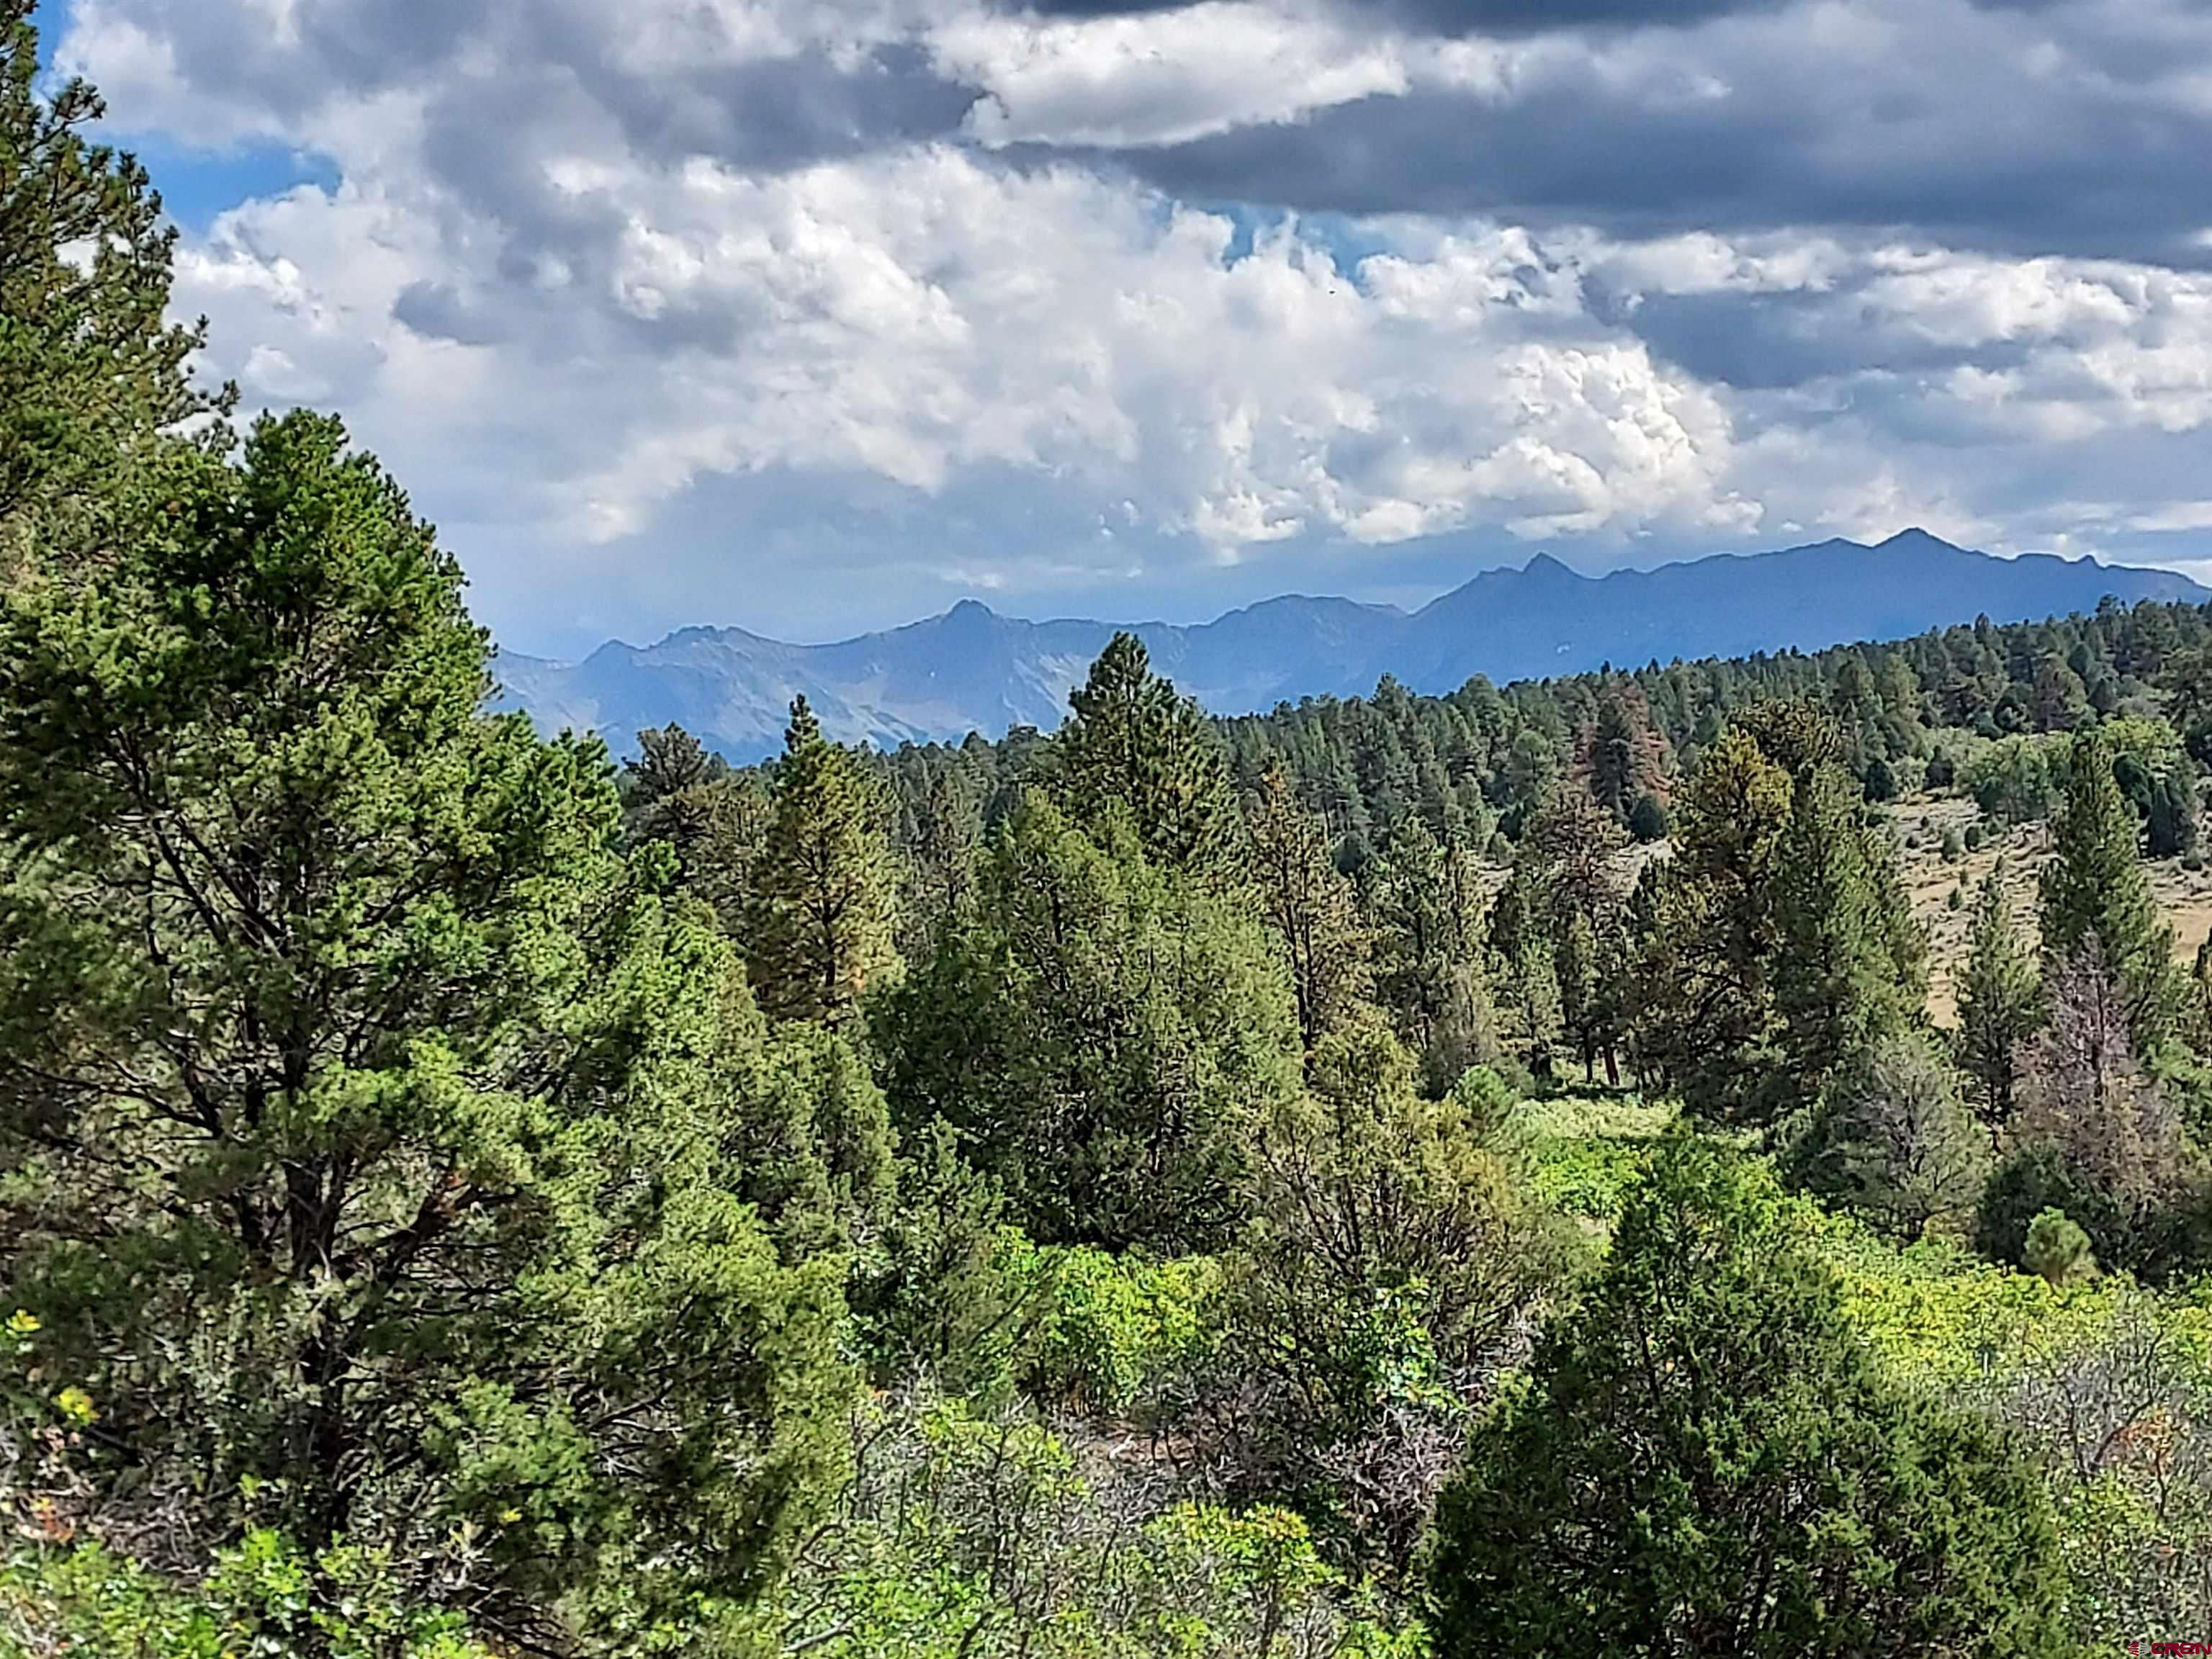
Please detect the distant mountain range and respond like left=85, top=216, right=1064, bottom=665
left=492, top=530, right=2208, bottom=763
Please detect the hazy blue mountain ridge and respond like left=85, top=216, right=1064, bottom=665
left=493, top=530, right=2206, bottom=762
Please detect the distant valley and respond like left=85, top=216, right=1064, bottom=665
left=493, top=529, right=2207, bottom=762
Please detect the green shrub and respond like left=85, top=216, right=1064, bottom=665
left=1007, top=1238, right=1225, bottom=1414
left=1965, top=735, right=2059, bottom=824
left=0, top=1535, right=490, bottom=1659
left=1627, top=792, right=1671, bottom=842
left=2022, top=1209, right=2095, bottom=1285
left=1428, top=1142, right=2072, bottom=1658
left=750, top=1395, right=1424, bottom=1659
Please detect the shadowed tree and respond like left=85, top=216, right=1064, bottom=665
left=1246, top=763, right=1371, bottom=1052
left=2040, top=732, right=2178, bottom=1053
left=1784, top=1031, right=1990, bottom=1238
left=1369, top=814, right=1497, bottom=1090
left=1627, top=727, right=1792, bottom=1123
left=1580, top=675, right=1667, bottom=823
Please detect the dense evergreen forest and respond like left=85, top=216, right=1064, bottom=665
left=14, top=6, right=2212, bottom=1653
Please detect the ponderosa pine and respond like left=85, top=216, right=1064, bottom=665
left=743, top=695, right=902, bottom=1026
left=0, top=415, right=870, bottom=1643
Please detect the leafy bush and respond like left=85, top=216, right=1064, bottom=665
left=2023, top=1209, right=2095, bottom=1285
left=1166, top=1023, right=1567, bottom=1576
left=1966, top=734, right=2060, bottom=824
left=0, top=1534, right=491, bottom=1659
left=747, top=1395, right=1424, bottom=1659
left=1016, top=1241, right=1226, bottom=1416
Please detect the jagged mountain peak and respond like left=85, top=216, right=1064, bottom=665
left=493, top=534, right=2206, bottom=762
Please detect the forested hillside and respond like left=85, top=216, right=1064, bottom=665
left=15, top=8, right=2212, bottom=1656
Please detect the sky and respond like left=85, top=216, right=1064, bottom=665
left=37, top=0, right=2212, bottom=655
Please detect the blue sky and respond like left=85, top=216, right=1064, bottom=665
left=39, top=0, right=2212, bottom=655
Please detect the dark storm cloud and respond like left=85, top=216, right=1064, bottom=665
left=96, top=0, right=981, bottom=178
left=998, top=0, right=1786, bottom=31
left=90, top=0, right=2212, bottom=265
left=595, top=44, right=977, bottom=170
left=1588, top=287, right=2038, bottom=393
left=1084, top=47, right=2212, bottom=265
left=125, top=0, right=475, bottom=121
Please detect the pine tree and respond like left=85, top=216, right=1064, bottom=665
left=1581, top=676, right=1665, bottom=822
left=1520, top=783, right=1631, bottom=1083
left=1784, top=1030, right=1989, bottom=1238
left=1369, top=814, right=1494, bottom=1086
left=1553, top=907, right=1605, bottom=1082
left=899, top=758, right=983, bottom=958
left=2147, top=765, right=2200, bottom=858
left=1, top=2, right=228, bottom=545
left=1956, top=865, right=2040, bottom=1130
left=2189, top=933, right=2212, bottom=1058
left=2040, top=733, right=2178, bottom=1051
left=621, top=722, right=731, bottom=877
left=871, top=792, right=1300, bottom=1252
left=1521, top=781, right=1625, bottom=928
left=1513, top=935, right=1565, bottom=1082
left=0, top=415, right=864, bottom=1628
left=1770, top=761, right=1925, bottom=1101
left=1054, top=632, right=1240, bottom=875
left=1246, top=765, right=1371, bottom=1051
left=745, top=696, right=902, bottom=1025
left=1992, top=943, right=2203, bottom=1274
left=1627, top=727, right=1794, bottom=1123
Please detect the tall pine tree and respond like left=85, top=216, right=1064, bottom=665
left=1770, top=760, right=1925, bottom=1102
left=1627, top=727, right=1793, bottom=1123
left=1519, top=784, right=1632, bottom=1084
left=1956, top=864, right=2041, bottom=1130
left=2040, top=732, right=2177, bottom=1053
left=1369, top=814, right=1496, bottom=1089
left=744, top=696, right=902, bottom=1025
left=1, top=1, right=228, bottom=546
left=1054, top=632, right=1240, bottom=876
left=1246, top=764, right=1371, bottom=1051
left=1581, top=676, right=1666, bottom=823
